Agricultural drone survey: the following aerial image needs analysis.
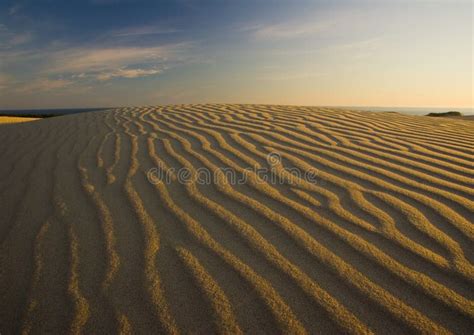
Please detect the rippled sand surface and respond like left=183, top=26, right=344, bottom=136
left=1, top=104, right=473, bottom=334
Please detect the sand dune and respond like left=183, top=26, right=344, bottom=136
left=0, top=104, right=473, bottom=334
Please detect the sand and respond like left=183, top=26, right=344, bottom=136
left=0, top=104, right=472, bottom=334
left=0, top=116, right=39, bottom=124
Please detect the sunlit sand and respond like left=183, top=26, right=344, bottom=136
left=0, top=104, right=473, bottom=334
left=0, top=116, right=39, bottom=124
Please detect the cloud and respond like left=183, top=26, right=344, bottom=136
left=0, top=42, right=192, bottom=94
left=16, top=79, right=73, bottom=93
left=111, top=25, right=179, bottom=37
left=241, top=7, right=363, bottom=40
left=0, top=25, right=33, bottom=49
left=0, top=18, right=194, bottom=96
left=320, top=37, right=383, bottom=60
left=96, top=67, right=162, bottom=80
left=46, top=44, right=187, bottom=74
left=8, top=4, right=22, bottom=16
left=249, top=20, right=334, bottom=39
left=327, top=37, right=382, bottom=51
left=9, top=32, right=32, bottom=45
left=257, top=72, right=327, bottom=81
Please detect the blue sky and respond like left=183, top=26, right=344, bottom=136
left=0, top=0, right=472, bottom=108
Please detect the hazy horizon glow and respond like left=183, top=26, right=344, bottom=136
left=0, top=0, right=472, bottom=109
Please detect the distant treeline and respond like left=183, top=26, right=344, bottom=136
left=0, top=113, right=58, bottom=118
left=426, top=111, right=462, bottom=117
left=0, top=108, right=111, bottom=118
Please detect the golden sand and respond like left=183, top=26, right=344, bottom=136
left=0, top=116, right=39, bottom=124
left=0, top=105, right=472, bottom=334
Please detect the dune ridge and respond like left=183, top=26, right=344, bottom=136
left=0, top=104, right=473, bottom=334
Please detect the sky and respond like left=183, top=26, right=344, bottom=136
left=0, top=0, right=472, bottom=109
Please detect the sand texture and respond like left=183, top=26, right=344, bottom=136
left=0, top=104, right=473, bottom=334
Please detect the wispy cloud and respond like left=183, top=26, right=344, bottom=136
left=111, top=25, right=179, bottom=37
left=327, top=37, right=382, bottom=51
left=0, top=40, right=192, bottom=93
left=46, top=44, right=189, bottom=74
left=0, top=25, right=33, bottom=49
left=96, top=67, right=163, bottom=80
left=257, top=71, right=326, bottom=81
left=321, top=37, right=383, bottom=60
left=241, top=7, right=361, bottom=40
left=8, top=4, right=23, bottom=16
left=251, top=20, right=334, bottom=39
left=15, top=78, right=74, bottom=93
left=9, top=32, right=32, bottom=45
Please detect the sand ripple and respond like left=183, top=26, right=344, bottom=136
left=0, top=105, right=473, bottom=334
